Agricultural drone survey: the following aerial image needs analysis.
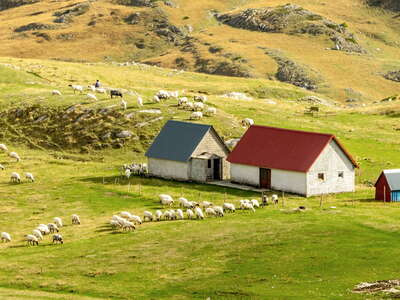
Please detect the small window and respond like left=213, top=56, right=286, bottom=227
left=338, top=171, right=344, bottom=179
left=318, top=173, right=325, bottom=181
left=208, top=160, right=212, bottom=168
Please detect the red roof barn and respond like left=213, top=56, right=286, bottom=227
left=227, top=125, right=358, bottom=197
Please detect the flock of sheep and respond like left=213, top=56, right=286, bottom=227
left=1, top=214, right=81, bottom=246
left=107, top=193, right=278, bottom=232
left=0, top=143, right=34, bottom=183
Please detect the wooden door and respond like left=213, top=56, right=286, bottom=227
left=213, top=158, right=221, bottom=180
left=259, top=168, right=271, bottom=189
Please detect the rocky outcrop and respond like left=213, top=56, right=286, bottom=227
left=384, top=70, right=400, bottom=82
left=14, top=23, right=57, bottom=32
left=116, top=0, right=156, bottom=7
left=366, top=0, right=400, bottom=11
left=0, top=0, right=38, bottom=11
left=53, top=2, right=90, bottom=24
left=216, top=3, right=365, bottom=53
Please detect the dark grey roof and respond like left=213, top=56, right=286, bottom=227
left=145, top=120, right=212, bottom=162
left=384, top=169, right=400, bottom=191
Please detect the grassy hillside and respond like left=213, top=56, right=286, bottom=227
left=1, top=57, right=400, bottom=299
left=0, top=0, right=399, bottom=102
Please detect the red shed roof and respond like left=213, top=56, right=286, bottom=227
left=227, top=125, right=358, bottom=172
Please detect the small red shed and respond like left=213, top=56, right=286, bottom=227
left=375, top=169, right=400, bottom=202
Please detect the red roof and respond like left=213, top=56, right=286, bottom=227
left=227, top=125, right=358, bottom=172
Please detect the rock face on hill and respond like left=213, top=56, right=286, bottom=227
left=366, top=0, right=400, bottom=11
left=384, top=70, right=400, bottom=82
left=216, top=3, right=365, bottom=53
left=0, top=0, right=38, bottom=11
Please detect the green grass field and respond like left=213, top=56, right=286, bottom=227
left=1, top=57, right=400, bottom=299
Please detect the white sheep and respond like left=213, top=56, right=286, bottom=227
left=205, top=107, right=217, bottom=116
left=184, top=102, right=194, bottom=110
left=137, top=96, right=143, bottom=107
left=9, top=152, right=20, bottom=162
left=201, top=201, right=213, bottom=208
left=120, top=211, right=133, bottom=219
left=176, top=209, right=184, bottom=220
left=214, top=206, right=224, bottom=217
left=243, top=202, right=255, bottom=212
left=52, top=234, right=64, bottom=244
left=112, top=215, right=125, bottom=223
left=10, top=172, right=21, bottom=183
left=186, top=209, right=194, bottom=219
left=96, top=87, right=107, bottom=94
left=88, top=85, right=96, bottom=92
left=163, top=210, right=172, bottom=220
left=178, top=197, right=189, bottom=207
left=0, top=164, right=4, bottom=170
left=26, top=234, right=39, bottom=246
left=223, top=203, right=235, bottom=213
left=1, top=232, right=11, bottom=243
left=239, top=199, right=250, bottom=209
left=271, top=194, right=279, bottom=204
left=32, top=229, right=43, bottom=241
left=125, top=169, right=131, bottom=179
left=143, top=211, right=154, bottom=222
left=153, top=95, right=161, bottom=103
left=178, top=97, right=188, bottom=106
left=68, top=84, right=83, bottom=94
left=54, top=217, right=63, bottom=228
left=156, top=90, right=170, bottom=100
left=121, top=219, right=135, bottom=231
left=168, top=210, right=177, bottom=220
left=241, top=118, right=254, bottom=127
left=87, top=93, right=97, bottom=101
left=194, top=95, right=207, bottom=103
left=25, top=172, right=34, bottom=182
left=155, top=210, right=163, bottom=221
left=47, top=223, right=59, bottom=233
left=159, top=194, right=174, bottom=206
left=110, top=219, right=121, bottom=229
left=130, top=215, right=142, bottom=225
left=0, top=143, right=7, bottom=151
left=251, top=199, right=260, bottom=208
left=37, top=224, right=50, bottom=235
left=190, top=111, right=203, bottom=120
left=193, top=102, right=204, bottom=111
left=121, top=100, right=127, bottom=110
left=72, top=214, right=81, bottom=225
left=52, top=90, right=62, bottom=96
left=206, top=207, right=217, bottom=217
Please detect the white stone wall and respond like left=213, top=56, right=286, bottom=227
left=230, top=163, right=259, bottom=186
left=148, top=157, right=189, bottom=181
left=271, top=169, right=307, bottom=195
left=306, top=140, right=355, bottom=196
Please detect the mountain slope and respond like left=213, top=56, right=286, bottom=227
left=0, top=0, right=399, bottom=102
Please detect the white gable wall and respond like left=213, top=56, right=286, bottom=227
left=306, top=140, right=355, bottom=196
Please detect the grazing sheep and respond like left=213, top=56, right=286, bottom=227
left=176, top=209, right=184, bottom=220
left=54, top=217, right=63, bottom=228
left=37, top=224, right=50, bottom=235
left=183, top=201, right=195, bottom=209
left=88, top=85, right=96, bottom=92
left=72, top=214, right=81, bottom=225
left=241, top=118, right=254, bottom=127
left=47, top=223, right=59, bottom=233
left=32, top=229, right=43, bottom=241
left=95, top=87, right=107, bottom=94
left=186, top=209, right=194, bottom=219
left=26, top=234, right=39, bottom=246
left=240, top=199, right=250, bottom=209
left=214, top=206, right=224, bottom=217
left=130, top=215, right=142, bottom=225
left=156, top=90, right=170, bottom=100
left=159, top=194, right=174, bottom=206
left=121, top=220, right=135, bottom=231
left=223, top=203, right=235, bottom=213
left=112, top=215, right=125, bottom=223
left=206, top=207, right=217, bottom=217
left=0, top=143, right=7, bottom=151
left=143, top=211, right=154, bottom=222
left=190, top=111, right=203, bottom=120
left=251, top=199, right=260, bottom=208
left=178, top=197, right=189, bottom=207
left=137, top=96, right=143, bottom=107
left=120, top=211, right=133, bottom=219
left=163, top=210, right=172, bottom=220
left=52, top=234, right=64, bottom=244
left=0, top=164, right=4, bottom=170
left=110, top=220, right=121, bottom=229
left=125, top=169, right=131, bottom=179
left=110, top=90, right=123, bottom=98
left=52, top=90, right=62, bottom=96
left=178, top=97, right=188, bottom=106
left=87, top=93, right=97, bottom=101
left=205, top=107, right=217, bottom=116
left=25, top=172, right=34, bottom=182
left=155, top=210, right=163, bottom=221
left=184, top=101, right=194, bottom=110
left=243, top=202, right=255, bottom=212
left=271, top=194, right=278, bottom=205
left=68, top=84, right=83, bottom=94
left=194, top=95, right=207, bottom=103
left=10, top=172, right=21, bottom=183
left=121, top=100, right=127, bottom=110
left=201, top=201, right=213, bottom=208
left=1, top=232, right=11, bottom=243
left=193, top=102, right=204, bottom=111
left=9, top=152, right=20, bottom=162
left=153, top=95, right=161, bottom=103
